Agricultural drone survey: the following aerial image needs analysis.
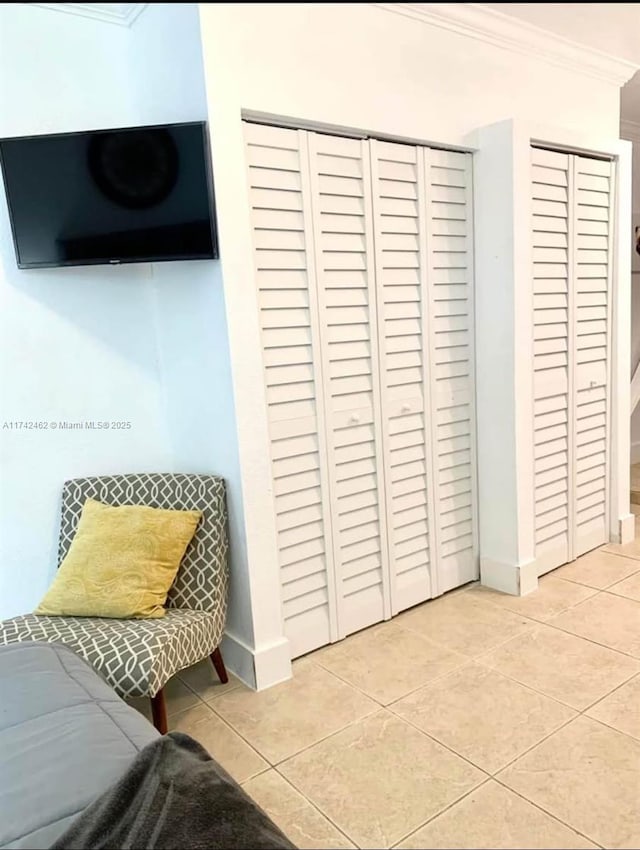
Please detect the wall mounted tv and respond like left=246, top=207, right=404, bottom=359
left=0, top=121, right=218, bottom=268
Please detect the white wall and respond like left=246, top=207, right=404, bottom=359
left=621, top=76, right=640, bottom=460
left=0, top=3, right=247, bottom=666
left=484, top=3, right=640, bottom=66
left=198, top=2, right=629, bottom=685
left=629, top=133, right=640, bottom=459
left=129, top=5, right=253, bottom=673
left=0, top=5, right=165, bottom=616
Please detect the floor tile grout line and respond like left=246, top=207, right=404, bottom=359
left=268, top=703, right=491, bottom=849
left=599, top=547, right=640, bottom=566
left=241, top=764, right=272, bottom=785
left=309, top=646, right=475, bottom=709
left=166, top=613, right=639, bottom=775
left=582, top=669, right=640, bottom=716
left=474, top=646, right=639, bottom=713
left=170, top=697, right=271, bottom=773
left=387, top=656, right=582, bottom=715
left=176, top=669, right=243, bottom=701
left=266, top=765, right=359, bottom=849
left=605, top=585, right=640, bottom=602
left=387, top=776, right=494, bottom=849
left=386, top=671, right=581, bottom=768
left=490, top=712, right=579, bottom=777
left=166, top=687, right=615, bottom=850
left=578, top=710, right=640, bottom=744
left=206, top=691, right=382, bottom=770
left=169, top=626, right=637, bottom=772
left=542, top=616, right=640, bottom=662
left=577, top=667, right=640, bottom=715
left=383, top=701, right=494, bottom=777
left=490, top=774, right=605, bottom=849
left=462, top=581, right=600, bottom=622
left=398, top=613, right=540, bottom=661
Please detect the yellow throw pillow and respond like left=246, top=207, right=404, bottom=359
left=35, top=498, right=202, bottom=619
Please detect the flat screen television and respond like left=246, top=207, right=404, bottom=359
left=0, top=121, right=218, bottom=268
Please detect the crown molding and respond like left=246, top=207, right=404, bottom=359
left=373, top=3, right=639, bottom=87
left=621, top=119, right=640, bottom=144
left=30, top=4, right=148, bottom=27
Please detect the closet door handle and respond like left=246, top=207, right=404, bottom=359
left=349, top=414, right=360, bottom=424
left=401, top=404, right=411, bottom=414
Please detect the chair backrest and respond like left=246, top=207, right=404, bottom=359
left=58, top=473, right=229, bottom=615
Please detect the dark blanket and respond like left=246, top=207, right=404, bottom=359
left=50, top=732, right=296, bottom=849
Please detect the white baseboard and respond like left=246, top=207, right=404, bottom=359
left=631, top=442, right=640, bottom=465
left=480, top=557, right=538, bottom=596
left=617, top=513, right=636, bottom=545
left=220, top=630, right=257, bottom=689
left=221, top=631, right=292, bottom=691
left=253, top=637, right=292, bottom=690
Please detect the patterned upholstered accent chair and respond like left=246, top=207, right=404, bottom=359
left=0, top=473, right=229, bottom=734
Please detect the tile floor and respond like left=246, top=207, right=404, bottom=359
left=129, top=535, right=640, bottom=849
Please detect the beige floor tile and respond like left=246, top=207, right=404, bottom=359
left=212, top=661, right=377, bottom=764
left=243, top=770, right=355, bottom=849
left=498, top=716, right=640, bottom=849
left=608, top=571, right=640, bottom=603
left=554, top=549, right=640, bottom=588
left=392, top=664, right=575, bottom=774
left=395, top=593, right=534, bottom=657
left=480, top=624, right=640, bottom=710
left=164, top=675, right=202, bottom=716
left=468, top=576, right=596, bottom=622
left=549, top=592, right=640, bottom=658
left=125, top=695, right=152, bottom=722
left=603, top=536, right=640, bottom=560
left=177, top=657, right=243, bottom=702
left=586, top=675, right=640, bottom=742
left=125, top=677, right=201, bottom=723
left=170, top=702, right=268, bottom=783
left=313, top=622, right=467, bottom=705
left=396, top=779, right=598, bottom=849
left=280, top=711, right=485, bottom=850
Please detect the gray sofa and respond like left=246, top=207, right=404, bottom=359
left=0, top=642, right=158, bottom=849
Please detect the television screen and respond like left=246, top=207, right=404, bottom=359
left=0, top=121, right=218, bottom=268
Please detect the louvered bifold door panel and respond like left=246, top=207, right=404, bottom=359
left=370, top=139, right=436, bottom=613
left=572, top=155, right=611, bottom=557
left=244, top=122, right=338, bottom=656
left=531, top=147, right=571, bottom=574
left=307, top=131, right=391, bottom=637
left=424, top=148, right=478, bottom=593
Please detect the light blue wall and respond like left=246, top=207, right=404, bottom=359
left=0, top=4, right=247, bottom=647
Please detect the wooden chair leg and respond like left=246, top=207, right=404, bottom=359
left=210, top=646, right=229, bottom=684
left=150, top=689, right=168, bottom=735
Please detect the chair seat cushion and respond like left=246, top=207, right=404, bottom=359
left=0, top=609, right=223, bottom=698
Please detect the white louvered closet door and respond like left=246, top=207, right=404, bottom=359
left=307, top=131, right=391, bottom=637
left=531, top=147, right=612, bottom=574
left=423, top=147, right=478, bottom=593
left=531, top=148, right=572, bottom=574
left=244, top=123, right=339, bottom=656
left=370, top=139, right=435, bottom=613
left=572, top=155, right=612, bottom=558
left=246, top=121, right=479, bottom=657
left=369, top=140, right=478, bottom=612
